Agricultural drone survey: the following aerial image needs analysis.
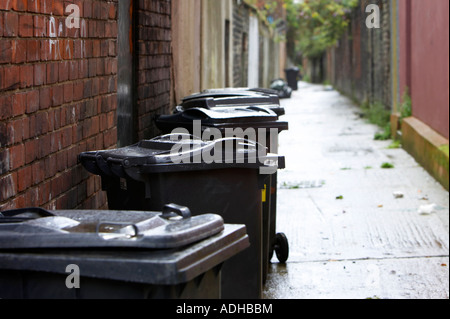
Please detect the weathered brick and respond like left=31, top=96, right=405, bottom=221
left=22, top=117, right=30, bottom=140
left=9, top=118, right=24, bottom=144
left=0, top=68, right=4, bottom=90
left=9, top=144, right=25, bottom=170
left=78, top=59, right=89, bottom=78
left=56, top=149, right=68, bottom=172
left=12, top=39, right=27, bottom=63
left=25, top=186, right=39, bottom=207
left=27, top=0, right=41, bottom=13
left=108, top=3, right=117, bottom=19
left=39, top=86, right=52, bottom=110
left=20, top=64, right=34, bottom=88
left=26, top=89, right=39, bottom=113
left=46, top=62, right=59, bottom=84
left=40, top=0, right=53, bottom=14
left=52, top=0, right=64, bottom=16
left=35, top=111, right=49, bottom=135
left=0, top=149, right=10, bottom=175
left=38, top=180, right=51, bottom=206
left=0, top=173, right=17, bottom=202
left=19, top=14, right=33, bottom=37
left=73, top=40, right=82, bottom=59
left=34, top=15, right=47, bottom=37
left=4, top=13, right=19, bottom=37
left=0, top=1, right=13, bottom=10
left=61, top=39, right=74, bottom=60
left=91, top=77, right=99, bottom=96
left=58, top=61, right=69, bottom=82
left=44, top=154, right=57, bottom=179
left=92, top=39, right=100, bottom=57
left=108, top=40, right=116, bottom=57
left=63, top=82, right=73, bottom=103
left=12, top=194, right=26, bottom=209
left=24, top=138, right=37, bottom=164
left=0, top=40, right=12, bottom=64
left=13, top=0, right=28, bottom=11
left=34, top=63, right=46, bottom=86
left=88, top=58, right=97, bottom=77
left=73, top=81, right=83, bottom=101
left=83, top=0, right=92, bottom=18
left=12, top=92, right=27, bottom=117
left=27, top=39, right=40, bottom=62
left=82, top=79, right=92, bottom=98
left=69, top=60, right=79, bottom=80
left=4, top=66, right=21, bottom=90
left=96, top=59, right=105, bottom=76
left=96, top=20, right=105, bottom=39
left=37, top=133, right=50, bottom=158
left=51, top=174, right=62, bottom=198
left=61, top=126, right=73, bottom=148
left=51, top=84, right=64, bottom=107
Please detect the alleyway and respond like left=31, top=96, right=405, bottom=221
left=263, top=82, right=449, bottom=299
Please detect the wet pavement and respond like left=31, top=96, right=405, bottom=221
left=263, top=82, right=449, bottom=299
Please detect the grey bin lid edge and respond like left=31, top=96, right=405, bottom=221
left=0, top=205, right=225, bottom=250
left=0, top=224, right=249, bottom=286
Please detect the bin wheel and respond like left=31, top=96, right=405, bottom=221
left=274, top=233, right=289, bottom=263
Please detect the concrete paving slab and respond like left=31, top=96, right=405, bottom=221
left=264, top=82, right=449, bottom=299
left=264, top=257, right=449, bottom=299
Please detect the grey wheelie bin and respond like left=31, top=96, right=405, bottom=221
left=155, top=106, right=289, bottom=282
left=0, top=205, right=249, bottom=299
left=79, top=135, right=283, bottom=299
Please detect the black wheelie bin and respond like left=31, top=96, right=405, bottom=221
left=154, top=106, right=289, bottom=283
left=285, top=67, right=300, bottom=91
left=79, top=134, right=282, bottom=299
left=0, top=205, right=249, bottom=299
left=173, top=89, right=290, bottom=271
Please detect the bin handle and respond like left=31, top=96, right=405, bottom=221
left=96, top=222, right=139, bottom=240
left=162, top=204, right=192, bottom=220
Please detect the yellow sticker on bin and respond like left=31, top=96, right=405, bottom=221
left=262, top=184, right=267, bottom=203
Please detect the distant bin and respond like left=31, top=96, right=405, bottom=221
left=285, top=67, right=300, bottom=91
left=0, top=206, right=249, bottom=299
left=79, top=135, right=282, bottom=299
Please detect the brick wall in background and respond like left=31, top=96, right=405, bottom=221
left=327, top=0, right=391, bottom=108
left=0, top=0, right=119, bottom=211
left=135, top=0, right=172, bottom=140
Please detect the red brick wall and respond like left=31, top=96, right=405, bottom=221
left=135, top=0, right=172, bottom=140
left=0, top=0, right=119, bottom=211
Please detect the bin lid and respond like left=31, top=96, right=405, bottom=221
left=156, top=106, right=288, bottom=134
left=180, top=89, right=285, bottom=117
left=0, top=204, right=225, bottom=250
left=0, top=223, right=248, bottom=286
left=182, top=87, right=280, bottom=101
left=79, top=134, right=283, bottom=179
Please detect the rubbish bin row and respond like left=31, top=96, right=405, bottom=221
left=155, top=90, right=290, bottom=287
left=0, top=88, right=289, bottom=300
